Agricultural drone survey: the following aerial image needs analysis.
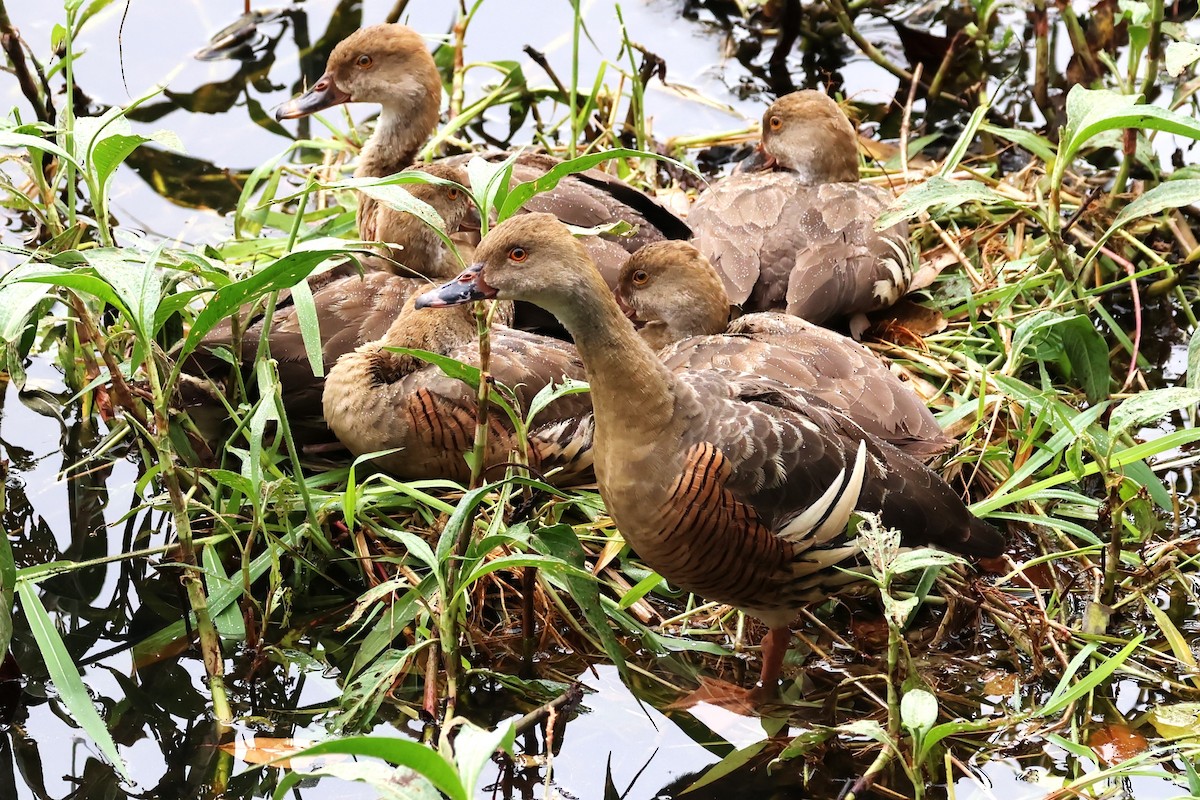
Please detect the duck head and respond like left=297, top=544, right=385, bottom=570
left=738, top=90, right=859, bottom=185
left=275, top=24, right=441, bottom=121
left=415, top=214, right=598, bottom=316
left=614, top=241, right=731, bottom=347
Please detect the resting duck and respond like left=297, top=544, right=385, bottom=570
left=192, top=164, right=477, bottom=423
left=688, top=91, right=912, bottom=333
left=274, top=23, right=690, bottom=285
left=322, top=296, right=593, bottom=485
left=615, top=241, right=952, bottom=459
left=416, top=214, right=1003, bottom=691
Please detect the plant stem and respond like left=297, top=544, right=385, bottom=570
left=569, top=1, right=581, bottom=157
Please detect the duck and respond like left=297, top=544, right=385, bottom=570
left=688, top=90, right=912, bottom=334
left=415, top=214, right=1003, bottom=692
left=273, top=22, right=691, bottom=287
left=614, top=241, right=952, bottom=459
left=322, top=295, right=593, bottom=485
left=190, top=163, right=478, bottom=423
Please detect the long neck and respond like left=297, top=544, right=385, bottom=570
left=355, top=107, right=431, bottom=179
left=551, top=272, right=677, bottom=456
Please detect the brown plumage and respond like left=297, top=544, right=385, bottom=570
left=274, top=23, right=690, bottom=284
left=417, top=214, right=1003, bottom=690
left=615, top=241, right=952, bottom=459
left=688, top=91, right=912, bottom=328
left=322, top=296, right=593, bottom=484
left=190, top=167, right=477, bottom=422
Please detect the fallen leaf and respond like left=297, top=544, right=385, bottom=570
left=218, top=737, right=346, bottom=770
left=1088, top=723, right=1148, bottom=766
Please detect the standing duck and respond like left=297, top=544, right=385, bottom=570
left=191, top=164, right=477, bottom=423
left=688, top=91, right=912, bottom=333
left=323, top=296, right=592, bottom=485
left=416, top=214, right=1003, bottom=691
left=615, top=241, right=952, bottom=459
left=274, top=23, right=690, bottom=284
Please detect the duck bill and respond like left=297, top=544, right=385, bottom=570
left=734, top=144, right=777, bottom=174
left=414, top=264, right=497, bottom=308
left=274, top=73, right=351, bottom=120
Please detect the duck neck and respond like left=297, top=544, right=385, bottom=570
left=553, top=276, right=676, bottom=449
left=356, top=107, right=433, bottom=180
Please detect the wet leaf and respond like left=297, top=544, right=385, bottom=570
left=16, top=582, right=131, bottom=781
left=1088, top=723, right=1149, bottom=766
left=1166, top=41, right=1200, bottom=76
left=1142, top=596, right=1200, bottom=688
left=1148, top=702, right=1200, bottom=739
left=982, top=671, right=1017, bottom=696
left=291, top=761, right=440, bottom=800
left=219, top=737, right=329, bottom=767
left=1109, top=387, right=1200, bottom=437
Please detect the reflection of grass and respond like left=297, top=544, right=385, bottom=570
left=4, top=0, right=1200, bottom=797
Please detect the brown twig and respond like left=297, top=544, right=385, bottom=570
left=0, top=0, right=51, bottom=123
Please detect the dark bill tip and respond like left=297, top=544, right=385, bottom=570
left=274, top=74, right=351, bottom=121
left=414, top=264, right=496, bottom=309
left=733, top=144, right=776, bottom=174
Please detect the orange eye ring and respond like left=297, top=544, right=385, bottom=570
left=356, top=54, right=373, bottom=68
left=508, top=246, right=528, bottom=263
left=447, top=188, right=460, bottom=200
left=631, top=269, right=648, bottom=285
left=768, top=115, right=783, bottom=131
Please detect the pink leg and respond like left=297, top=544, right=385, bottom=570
left=758, top=626, right=791, bottom=691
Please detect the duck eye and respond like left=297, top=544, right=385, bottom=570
left=768, top=115, right=783, bottom=131
left=447, top=188, right=460, bottom=200
left=508, top=246, right=528, bottom=263
left=356, top=54, right=373, bottom=68
left=632, top=269, right=648, bottom=285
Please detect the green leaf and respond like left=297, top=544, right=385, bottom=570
left=532, top=523, right=628, bottom=681
left=682, top=741, right=770, bottom=794
left=900, top=688, right=939, bottom=735
left=265, top=737, right=467, bottom=800
left=1038, top=635, right=1142, bottom=717
left=1109, top=387, right=1200, bottom=437
left=179, top=248, right=350, bottom=360
left=447, top=720, right=514, bottom=797
left=85, top=248, right=164, bottom=341
left=1058, top=316, right=1111, bottom=403
left=1189, top=326, right=1200, bottom=390
left=465, top=152, right=519, bottom=226
left=877, top=176, right=1016, bottom=230
left=1083, top=179, right=1200, bottom=270
left=0, top=266, right=56, bottom=343
left=1058, top=87, right=1200, bottom=187
left=17, top=582, right=131, bottom=780
left=979, top=123, right=1057, bottom=163
left=288, top=277, right=323, bottom=378
left=0, top=494, right=14, bottom=659
left=0, top=129, right=80, bottom=167
left=1143, top=595, right=1200, bottom=689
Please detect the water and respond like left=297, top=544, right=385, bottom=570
left=2, top=1, right=1199, bottom=798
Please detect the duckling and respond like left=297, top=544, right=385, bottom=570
left=416, top=214, right=1003, bottom=693
left=688, top=91, right=912, bottom=334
